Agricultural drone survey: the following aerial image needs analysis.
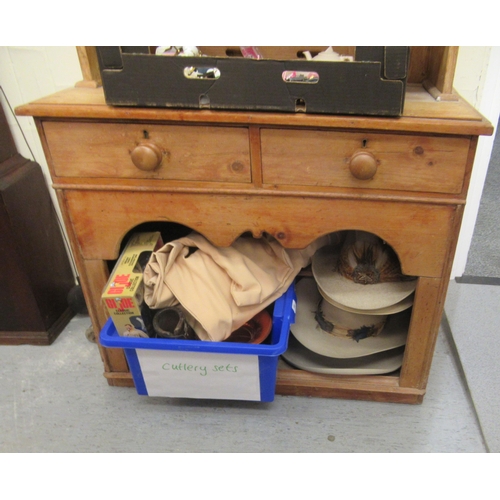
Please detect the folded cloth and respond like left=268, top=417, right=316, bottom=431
left=144, top=232, right=329, bottom=341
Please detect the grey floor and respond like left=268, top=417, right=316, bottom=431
left=444, top=118, right=500, bottom=453
left=0, top=292, right=493, bottom=453
left=445, top=281, right=500, bottom=453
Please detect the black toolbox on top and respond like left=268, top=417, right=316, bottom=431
left=96, top=46, right=409, bottom=117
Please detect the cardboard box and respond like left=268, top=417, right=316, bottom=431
left=102, top=232, right=163, bottom=337
left=96, top=46, right=409, bottom=117
left=100, top=283, right=296, bottom=402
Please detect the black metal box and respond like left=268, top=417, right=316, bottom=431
left=96, top=46, right=409, bottom=117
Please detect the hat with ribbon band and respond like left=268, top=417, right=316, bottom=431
left=291, top=278, right=410, bottom=359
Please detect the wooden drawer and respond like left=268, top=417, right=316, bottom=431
left=261, top=128, right=470, bottom=194
left=43, top=121, right=252, bottom=183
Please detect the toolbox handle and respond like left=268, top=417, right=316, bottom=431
left=184, top=66, right=221, bottom=80
left=282, top=70, right=319, bottom=84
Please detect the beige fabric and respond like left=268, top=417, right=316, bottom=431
left=144, top=232, right=329, bottom=341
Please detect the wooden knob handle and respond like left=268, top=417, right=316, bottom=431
left=349, top=151, right=378, bottom=180
left=131, top=142, right=163, bottom=171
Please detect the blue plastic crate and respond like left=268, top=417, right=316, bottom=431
left=100, top=283, right=296, bottom=402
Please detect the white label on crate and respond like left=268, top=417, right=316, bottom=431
left=136, top=349, right=261, bottom=401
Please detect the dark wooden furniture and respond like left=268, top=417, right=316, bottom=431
left=0, top=102, right=75, bottom=345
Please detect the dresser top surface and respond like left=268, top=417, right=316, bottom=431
left=16, top=84, right=493, bottom=137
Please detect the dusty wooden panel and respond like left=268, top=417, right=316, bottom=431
left=426, top=46, right=459, bottom=96
left=408, top=46, right=459, bottom=101
left=43, top=121, right=251, bottom=183
left=276, top=370, right=424, bottom=404
left=399, top=201, right=466, bottom=390
left=261, top=128, right=470, bottom=194
left=15, top=87, right=493, bottom=136
left=400, top=277, right=444, bottom=389
left=407, top=47, right=431, bottom=83
left=56, top=189, right=128, bottom=373
left=75, top=46, right=102, bottom=88
left=103, top=371, right=134, bottom=387
left=63, top=189, right=456, bottom=278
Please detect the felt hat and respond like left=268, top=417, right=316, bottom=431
left=292, top=278, right=409, bottom=358
left=317, top=284, right=414, bottom=315
left=282, top=334, right=405, bottom=375
left=312, top=232, right=417, bottom=311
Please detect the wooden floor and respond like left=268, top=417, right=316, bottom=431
left=0, top=293, right=489, bottom=453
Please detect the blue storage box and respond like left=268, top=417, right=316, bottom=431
left=100, top=284, right=296, bottom=402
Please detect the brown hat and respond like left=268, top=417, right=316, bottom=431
left=338, top=231, right=411, bottom=285
left=317, top=284, right=414, bottom=315
left=282, top=334, right=406, bottom=375
left=312, top=232, right=417, bottom=311
left=292, top=278, right=409, bottom=359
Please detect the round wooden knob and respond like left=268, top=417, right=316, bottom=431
left=349, top=151, right=378, bottom=180
left=131, top=142, right=163, bottom=171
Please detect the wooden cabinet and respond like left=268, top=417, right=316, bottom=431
left=0, top=103, right=75, bottom=345
left=16, top=84, right=493, bottom=403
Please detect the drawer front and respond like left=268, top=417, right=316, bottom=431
left=261, top=128, right=470, bottom=194
left=44, top=121, right=251, bottom=182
